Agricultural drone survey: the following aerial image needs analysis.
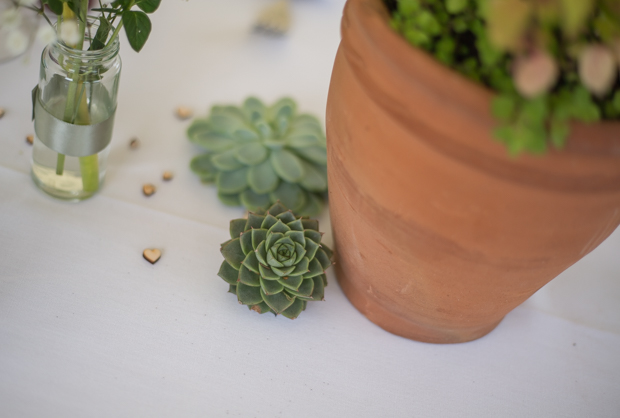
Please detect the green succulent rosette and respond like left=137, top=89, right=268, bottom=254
left=218, top=201, right=333, bottom=319
left=189, top=97, right=328, bottom=216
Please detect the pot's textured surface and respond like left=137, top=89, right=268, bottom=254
left=326, top=0, right=620, bottom=343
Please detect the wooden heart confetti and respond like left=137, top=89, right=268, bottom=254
left=143, top=248, right=161, bottom=264
left=162, top=171, right=173, bottom=181
left=143, top=184, right=156, bottom=196
left=175, top=106, right=193, bottom=120
left=129, top=137, right=140, bottom=149
left=26, top=134, right=34, bottom=145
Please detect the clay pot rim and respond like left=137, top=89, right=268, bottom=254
left=343, top=0, right=620, bottom=158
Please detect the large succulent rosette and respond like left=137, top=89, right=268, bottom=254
left=218, top=202, right=333, bottom=319
left=189, top=97, right=327, bottom=216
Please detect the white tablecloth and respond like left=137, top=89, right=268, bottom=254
left=1, top=1, right=619, bottom=417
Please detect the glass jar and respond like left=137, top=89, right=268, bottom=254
left=32, top=18, right=121, bottom=200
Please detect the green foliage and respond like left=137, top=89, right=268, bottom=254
left=189, top=98, right=328, bottom=216
left=219, top=202, right=332, bottom=319
left=387, top=0, right=620, bottom=155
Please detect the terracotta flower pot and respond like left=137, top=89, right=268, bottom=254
left=326, top=0, right=620, bottom=344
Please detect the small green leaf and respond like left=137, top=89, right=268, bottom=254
left=245, top=213, right=265, bottom=230
left=305, top=258, right=324, bottom=278
left=259, top=263, right=280, bottom=280
left=237, top=282, right=263, bottom=305
left=261, top=288, right=295, bottom=314
left=256, top=241, right=268, bottom=266
left=315, top=248, right=332, bottom=270
left=267, top=201, right=289, bottom=216
left=243, top=97, right=267, bottom=122
left=221, top=238, right=245, bottom=269
left=240, top=189, right=271, bottom=213
left=287, top=219, right=304, bottom=232
left=280, top=298, right=304, bottom=319
left=218, top=191, right=241, bottom=206
left=301, top=219, right=319, bottom=231
left=260, top=277, right=284, bottom=295
left=242, top=251, right=260, bottom=274
left=304, top=238, right=320, bottom=261
left=491, top=95, right=517, bottom=122
left=299, top=161, right=327, bottom=192
left=550, top=118, right=569, bottom=149
left=278, top=275, right=304, bottom=291
left=235, top=143, right=269, bottom=165
left=229, top=218, right=247, bottom=239
left=304, top=230, right=322, bottom=244
left=291, top=257, right=310, bottom=276
left=270, top=182, right=307, bottom=213
left=309, top=275, right=325, bottom=301
left=190, top=154, right=217, bottom=181
left=275, top=211, right=296, bottom=224
left=248, top=159, right=280, bottom=194
left=240, top=231, right=253, bottom=255
left=446, top=0, right=468, bottom=14
left=261, top=214, right=279, bottom=231
left=266, top=232, right=284, bottom=249
left=45, top=0, right=64, bottom=15
left=251, top=229, right=268, bottom=250
left=90, top=16, right=111, bottom=51
left=212, top=149, right=245, bottom=171
left=216, top=168, right=249, bottom=194
left=287, top=278, right=314, bottom=297
left=268, top=220, right=291, bottom=235
left=272, top=265, right=296, bottom=277
left=270, top=149, right=305, bottom=182
left=249, top=302, right=272, bottom=314
left=122, top=10, right=152, bottom=52
left=239, top=264, right=260, bottom=287
left=293, top=146, right=327, bottom=165
left=217, top=260, right=239, bottom=285
left=137, top=0, right=161, bottom=13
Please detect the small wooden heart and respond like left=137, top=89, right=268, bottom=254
left=143, top=248, right=161, bottom=264
left=143, top=184, right=156, bottom=196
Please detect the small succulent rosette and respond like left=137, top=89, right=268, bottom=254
left=189, top=97, right=327, bottom=216
left=218, top=202, right=333, bottom=319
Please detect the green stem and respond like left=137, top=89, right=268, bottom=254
left=105, top=20, right=124, bottom=47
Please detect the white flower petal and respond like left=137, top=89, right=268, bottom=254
left=37, top=24, right=57, bottom=45
left=60, top=20, right=81, bottom=46
left=18, top=0, right=39, bottom=7
left=0, top=8, right=23, bottom=29
left=6, top=30, right=28, bottom=55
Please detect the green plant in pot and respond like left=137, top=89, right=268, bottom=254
left=28, top=0, right=160, bottom=200
left=326, top=0, right=620, bottom=343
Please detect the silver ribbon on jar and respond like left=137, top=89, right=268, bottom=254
left=32, top=85, right=116, bottom=157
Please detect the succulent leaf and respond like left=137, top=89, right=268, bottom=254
left=239, top=265, right=261, bottom=287
left=235, top=143, right=268, bottom=165
left=229, top=218, right=247, bottom=239
left=240, top=231, right=253, bottom=255
left=248, top=159, right=280, bottom=194
left=242, top=251, right=260, bottom=273
left=261, top=288, right=295, bottom=314
left=246, top=213, right=265, bottom=230
left=237, top=282, right=263, bottom=305
left=259, top=263, right=281, bottom=280
left=260, top=277, right=285, bottom=295
left=270, top=149, right=305, bottom=183
left=221, top=238, right=245, bottom=269
left=278, top=274, right=304, bottom=291
left=240, top=189, right=271, bottom=212
left=270, top=182, right=307, bottom=213
left=287, top=219, right=304, bottom=232
left=218, top=260, right=238, bottom=285
left=280, top=298, right=305, bottom=319
left=217, top=191, right=241, bottom=206
left=189, top=98, right=327, bottom=215
left=251, top=229, right=268, bottom=250
left=217, top=202, right=332, bottom=319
